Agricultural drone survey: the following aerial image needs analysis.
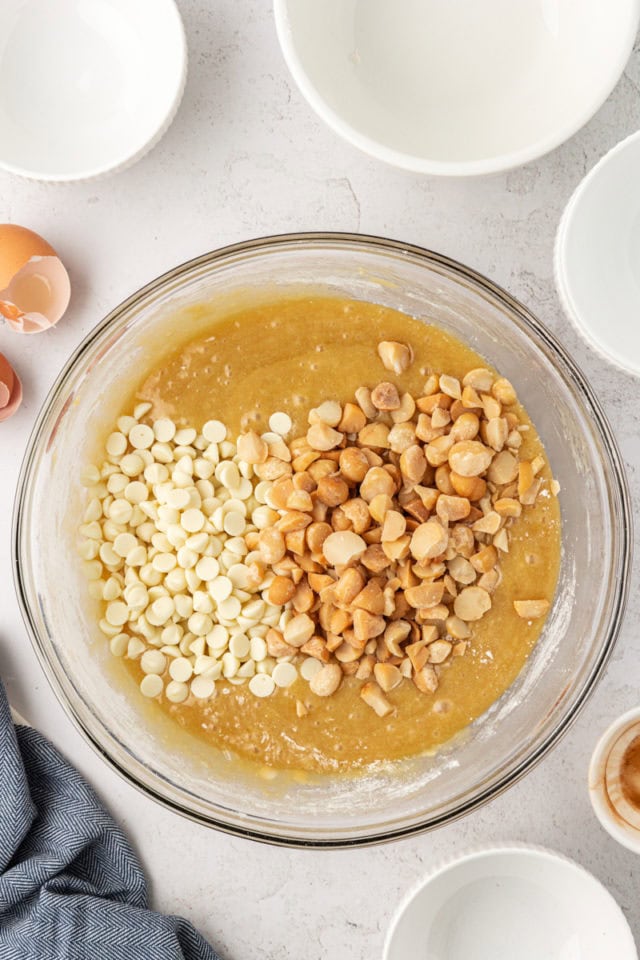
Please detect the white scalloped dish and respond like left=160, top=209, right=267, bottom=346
left=0, top=0, right=187, bottom=181
left=384, top=845, right=637, bottom=960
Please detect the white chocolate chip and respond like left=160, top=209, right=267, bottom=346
left=191, top=675, right=215, bottom=699
left=249, top=636, right=267, bottom=661
left=99, top=543, right=119, bottom=567
left=218, top=461, right=240, bottom=489
left=127, top=637, right=146, bottom=659
left=169, top=657, right=193, bottom=682
left=249, top=673, right=276, bottom=698
left=125, top=481, right=148, bottom=504
left=208, top=576, right=232, bottom=601
left=167, top=488, right=190, bottom=510
left=188, top=612, right=213, bottom=636
left=189, top=636, right=206, bottom=657
left=174, top=427, right=197, bottom=446
left=113, top=532, right=137, bottom=558
left=177, top=547, right=198, bottom=569
left=140, top=674, right=163, bottom=698
left=109, top=633, right=129, bottom=657
left=222, top=652, right=240, bottom=677
left=106, top=432, right=127, bottom=457
left=151, top=442, right=173, bottom=464
left=165, top=680, right=189, bottom=703
left=152, top=552, right=177, bottom=573
left=272, top=662, right=297, bottom=688
left=218, top=595, right=241, bottom=620
left=140, top=650, right=166, bottom=675
left=153, top=418, right=176, bottom=442
left=195, top=556, right=219, bottom=580
left=129, top=424, right=155, bottom=450
left=269, top=412, right=292, bottom=435
left=99, top=612, right=118, bottom=631
left=120, top=453, right=144, bottom=477
left=227, top=563, right=251, bottom=588
left=105, top=601, right=129, bottom=626
left=223, top=511, right=245, bottom=536
left=109, top=498, right=133, bottom=525
left=229, top=633, right=250, bottom=658
left=202, top=420, right=227, bottom=443
left=181, top=508, right=205, bottom=533
left=147, top=596, right=175, bottom=626
left=300, top=657, right=323, bottom=681
left=83, top=498, right=102, bottom=522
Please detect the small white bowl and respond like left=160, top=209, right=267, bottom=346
left=589, top=707, right=640, bottom=855
left=384, top=844, right=637, bottom=960
left=555, top=130, right=640, bottom=377
left=274, top=0, right=639, bottom=176
left=0, top=0, right=187, bottom=181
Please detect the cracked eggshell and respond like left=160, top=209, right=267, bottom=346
left=0, top=224, right=70, bottom=333
left=0, top=352, right=22, bottom=421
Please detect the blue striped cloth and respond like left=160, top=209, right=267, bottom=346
left=0, top=681, right=220, bottom=959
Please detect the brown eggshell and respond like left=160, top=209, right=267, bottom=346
left=0, top=224, right=70, bottom=333
left=0, top=352, right=22, bottom=421
left=0, top=225, right=56, bottom=289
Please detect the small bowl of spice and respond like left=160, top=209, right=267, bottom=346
left=590, top=708, right=640, bottom=854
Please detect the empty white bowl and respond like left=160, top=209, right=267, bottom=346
left=555, top=130, right=640, bottom=377
left=274, top=0, right=640, bottom=176
left=0, top=0, right=187, bottom=181
left=384, top=844, right=637, bottom=960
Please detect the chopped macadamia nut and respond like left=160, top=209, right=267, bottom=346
left=310, top=662, right=342, bottom=697
left=360, top=681, right=394, bottom=717
left=371, top=381, right=401, bottom=411
left=513, top=599, right=550, bottom=619
left=377, top=340, right=413, bottom=375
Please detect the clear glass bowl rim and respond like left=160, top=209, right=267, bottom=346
left=12, top=231, right=633, bottom=848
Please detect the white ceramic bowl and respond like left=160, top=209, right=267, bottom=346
left=555, top=130, right=640, bottom=377
left=0, top=0, right=187, bottom=181
left=384, top=844, right=637, bottom=960
left=590, top=707, right=640, bottom=855
left=274, top=0, right=640, bottom=176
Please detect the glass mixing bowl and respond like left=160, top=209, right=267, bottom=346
left=13, top=233, right=631, bottom=847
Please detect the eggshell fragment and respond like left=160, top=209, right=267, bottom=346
left=0, top=225, right=70, bottom=334
left=0, top=353, right=22, bottom=421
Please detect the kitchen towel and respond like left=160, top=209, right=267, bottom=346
left=0, top=680, right=221, bottom=960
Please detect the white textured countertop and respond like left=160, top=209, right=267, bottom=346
left=1, top=4, right=640, bottom=957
